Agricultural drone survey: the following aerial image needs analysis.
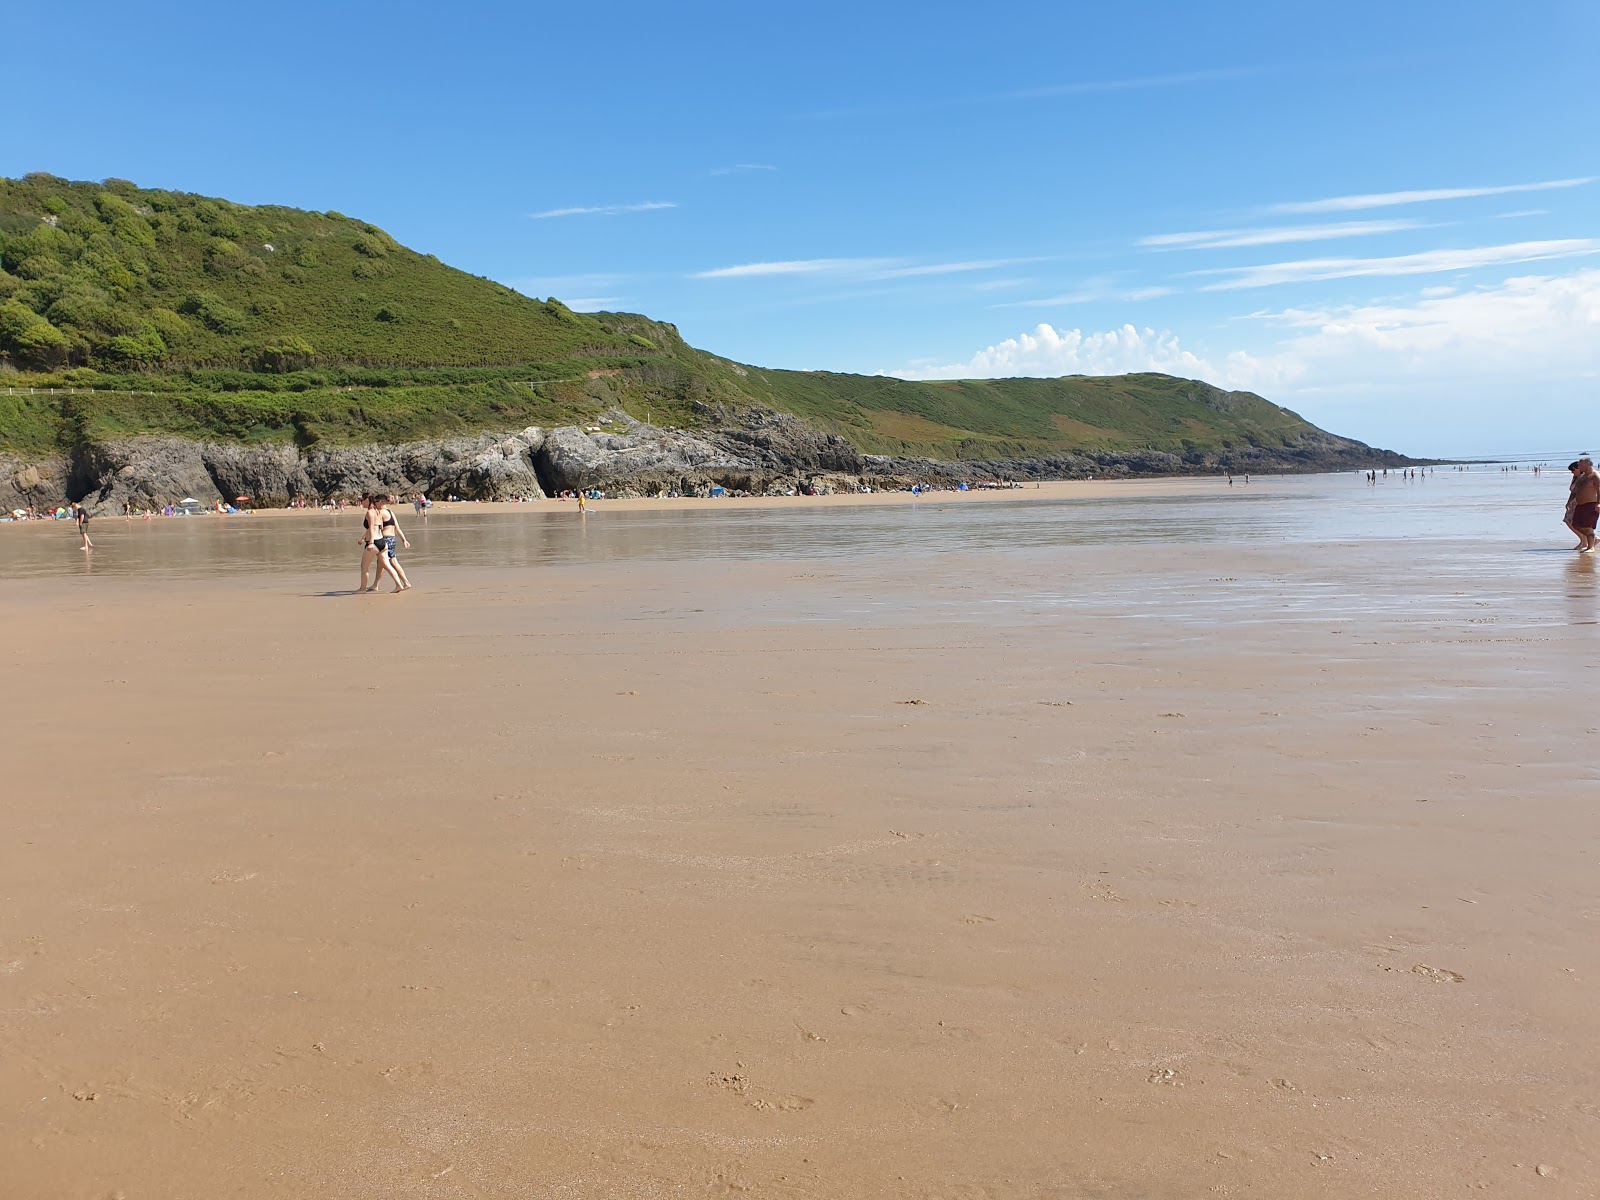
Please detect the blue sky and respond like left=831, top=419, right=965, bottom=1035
left=6, top=0, right=1597, bottom=454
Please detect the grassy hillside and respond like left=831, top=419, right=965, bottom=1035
left=0, top=174, right=1372, bottom=463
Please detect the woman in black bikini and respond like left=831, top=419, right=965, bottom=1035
left=364, top=494, right=412, bottom=591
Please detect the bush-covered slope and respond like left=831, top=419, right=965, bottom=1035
left=0, top=173, right=633, bottom=371
left=0, top=174, right=1386, bottom=466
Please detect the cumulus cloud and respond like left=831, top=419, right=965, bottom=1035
left=1242, top=269, right=1600, bottom=386
left=893, top=270, right=1600, bottom=446
left=531, top=201, right=677, bottom=219
left=889, top=322, right=1244, bottom=382
left=1268, top=177, right=1594, bottom=214
left=1196, top=239, right=1600, bottom=289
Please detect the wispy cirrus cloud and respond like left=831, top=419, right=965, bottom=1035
left=1141, top=218, right=1426, bottom=250
left=530, top=201, right=677, bottom=219
left=693, top=256, right=1048, bottom=281
left=990, top=285, right=1174, bottom=308
left=1267, top=177, right=1594, bottom=214
left=800, top=65, right=1272, bottom=119
left=1196, top=239, right=1600, bottom=289
left=709, top=163, right=777, bottom=176
left=693, top=257, right=897, bottom=279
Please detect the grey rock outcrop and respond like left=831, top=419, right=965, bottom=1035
left=5, top=403, right=1419, bottom=512
left=203, top=442, right=313, bottom=506
left=2, top=451, right=71, bottom=511
left=76, top=436, right=223, bottom=510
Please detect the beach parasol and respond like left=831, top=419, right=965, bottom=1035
left=235, top=496, right=250, bottom=502
left=180, top=497, right=199, bottom=504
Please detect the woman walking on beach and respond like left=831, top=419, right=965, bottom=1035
left=357, top=496, right=384, bottom=592
left=1566, top=459, right=1599, bottom=552
left=365, top=494, right=412, bottom=592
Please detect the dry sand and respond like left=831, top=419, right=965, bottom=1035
left=2, top=520, right=1597, bottom=1197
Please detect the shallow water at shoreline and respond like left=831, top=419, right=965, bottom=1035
left=0, top=466, right=1576, bottom=578
left=4, top=468, right=1595, bottom=633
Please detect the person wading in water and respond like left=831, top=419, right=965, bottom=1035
left=1566, top=458, right=1599, bottom=553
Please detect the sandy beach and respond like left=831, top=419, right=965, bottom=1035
left=2, top=475, right=1597, bottom=1198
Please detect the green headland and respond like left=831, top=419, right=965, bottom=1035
left=0, top=173, right=1402, bottom=480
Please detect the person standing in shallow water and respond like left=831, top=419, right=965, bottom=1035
left=1566, top=459, right=1599, bottom=552
left=72, top=502, right=93, bottom=550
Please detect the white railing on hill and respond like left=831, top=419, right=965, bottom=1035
left=2, top=386, right=165, bottom=398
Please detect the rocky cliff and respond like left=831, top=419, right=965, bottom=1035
left=1, top=403, right=1416, bottom=514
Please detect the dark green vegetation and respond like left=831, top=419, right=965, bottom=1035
left=1, top=174, right=1365, bottom=462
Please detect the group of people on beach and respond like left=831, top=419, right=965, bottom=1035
left=357, top=494, right=414, bottom=592
left=1565, top=458, right=1599, bottom=552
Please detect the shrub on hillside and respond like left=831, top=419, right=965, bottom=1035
left=254, top=337, right=316, bottom=373
left=105, top=328, right=167, bottom=365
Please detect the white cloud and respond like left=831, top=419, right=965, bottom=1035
left=870, top=257, right=1049, bottom=279
left=530, top=201, right=677, bottom=219
left=1141, top=219, right=1426, bottom=250
left=692, top=256, right=1045, bottom=281
left=889, top=323, right=1237, bottom=381
left=990, top=285, right=1175, bottom=308
left=801, top=65, right=1270, bottom=119
left=694, top=257, right=897, bottom=279
left=893, top=270, right=1600, bottom=450
left=1196, top=239, right=1600, bottom=289
left=1268, top=177, right=1594, bottom=214
left=710, top=164, right=777, bottom=176
left=1236, top=269, right=1600, bottom=383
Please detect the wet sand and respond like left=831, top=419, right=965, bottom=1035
left=2, top=491, right=1598, bottom=1197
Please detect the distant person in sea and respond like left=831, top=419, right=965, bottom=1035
left=1565, top=459, right=1598, bottom=553
left=71, top=502, right=93, bottom=550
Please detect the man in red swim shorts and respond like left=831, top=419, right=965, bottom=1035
left=1566, top=458, right=1599, bottom=552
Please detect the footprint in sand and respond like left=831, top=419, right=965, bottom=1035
left=1086, top=879, right=1125, bottom=903
left=961, top=914, right=996, bottom=925
left=1412, top=964, right=1465, bottom=983
left=749, top=1094, right=813, bottom=1112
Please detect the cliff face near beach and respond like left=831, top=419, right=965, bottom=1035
left=3, top=408, right=1412, bottom=511
left=0, top=174, right=1420, bottom=508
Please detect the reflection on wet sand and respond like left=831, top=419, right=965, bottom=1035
left=2, top=467, right=1597, bottom=1199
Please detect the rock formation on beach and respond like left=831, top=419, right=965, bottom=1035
left=3, top=408, right=1413, bottom=511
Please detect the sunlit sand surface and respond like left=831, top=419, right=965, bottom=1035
left=3, top=469, right=1596, bottom=1197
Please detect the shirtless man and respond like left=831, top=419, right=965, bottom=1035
left=1566, top=459, right=1599, bottom=552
